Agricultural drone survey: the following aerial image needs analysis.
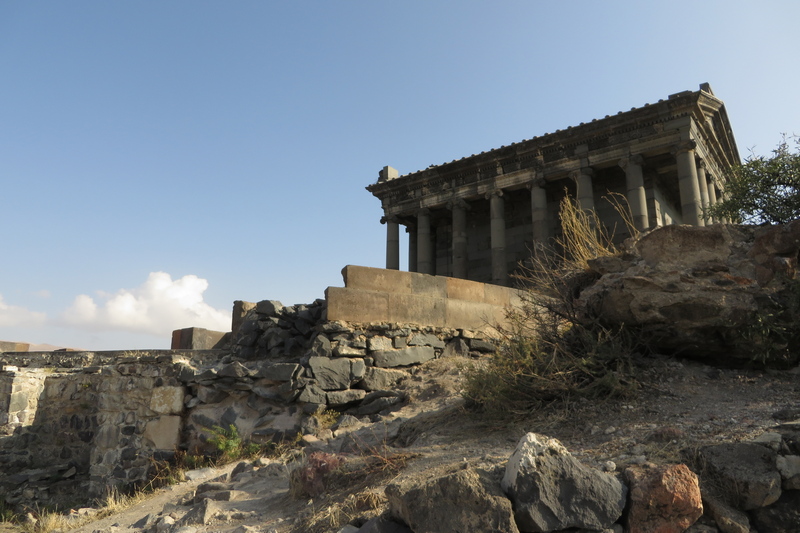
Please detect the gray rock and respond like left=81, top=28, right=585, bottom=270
left=256, top=362, right=300, bottom=382
left=357, top=367, right=408, bottom=391
left=233, top=526, right=261, bottom=533
left=334, top=344, right=366, bottom=357
left=352, top=392, right=404, bottom=416
left=702, top=489, right=750, bottom=533
left=220, top=407, right=238, bottom=428
left=195, top=386, right=227, bottom=404
left=264, top=327, right=291, bottom=351
left=750, top=489, right=800, bottom=533
left=468, top=338, right=496, bottom=353
left=308, top=356, right=354, bottom=390
left=217, top=361, right=250, bottom=378
left=353, top=396, right=402, bottom=416
left=351, top=358, right=366, bottom=380
left=321, top=321, right=350, bottom=333
left=442, top=338, right=469, bottom=358
left=297, top=383, right=327, bottom=404
left=373, top=346, right=435, bottom=368
left=179, top=498, right=218, bottom=526
left=307, top=334, right=332, bottom=358
left=407, top=333, right=445, bottom=349
left=326, top=389, right=367, bottom=406
left=386, top=467, right=519, bottom=533
left=776, top=454, right=800, bottom=489
left=502, top=433, right=626, bottom=532
left=256, top=300, right=284, bottom=316
left=231, top=460, right=255, bottom=481
left=156, top=516, right=176, bottom=533
left=368, top=336, right=394, bottom=351
left=294, top=318, right=313, bottom=336
left=699, top=442, right=781, bottom=510
left=183, top=467, right=217, bottom=482
left=131, top=513, right=157, bottom=530
left=251, top=382, right=297, bottom=403
left=333, top=414, right=361, bottom=430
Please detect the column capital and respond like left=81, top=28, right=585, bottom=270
left=484, top=188, right=504, bottom=200
left=447, top=198, right=471, bottom=211
left=696, top=158, right=707, bottom=171
left=672, top=140, right=697, bottom=155
left=618, top=154, right=644, bottom=170
left=417, top=208, right=430, bottom=217
left=526, top=175, right=546, bottom=189
left=570, top=167, right=594, bottom=181
left=380, top=215, right=399, bottom=225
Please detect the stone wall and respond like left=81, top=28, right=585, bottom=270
left=0, top=366, right=99, bottom=507
left=0, top=306, right=501, bottom=508
left=0, top=352, right=223, bottom=507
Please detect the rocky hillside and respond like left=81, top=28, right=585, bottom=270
left=47, top=350, right=800, bottom=533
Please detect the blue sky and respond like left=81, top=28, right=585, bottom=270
left=2, top=1, right=799, bottom=350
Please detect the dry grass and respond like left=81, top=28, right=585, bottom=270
left=298, top=489, right=385, bottom=533
left=462, top=194, right=646, bottom=415
left=289, top=433, right=416, bottom=533
left=16, top=487, right=149, bottom=533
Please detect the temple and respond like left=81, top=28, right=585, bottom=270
left=368, top=83, right=740, bottom=286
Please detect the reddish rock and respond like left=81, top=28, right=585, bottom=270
left=625, top=463, right=702, bottom=533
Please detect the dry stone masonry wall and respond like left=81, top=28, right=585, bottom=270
left=0, top=296, right=499, bottom=510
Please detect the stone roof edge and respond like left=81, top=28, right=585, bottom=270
left=368, top=83, right=720, bottom=191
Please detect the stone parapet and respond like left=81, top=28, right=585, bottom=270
left=326, top=265, right=521, bottom=334
left=171, top=328, right=230, bottom=350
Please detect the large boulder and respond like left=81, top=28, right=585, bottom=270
left=386, top=466, right=520, bottom=533
left=501, top=433, right=626, bottom=532
left=698, top=442, right=781, bottom=510
left=578, top=222, right=800, bottom=365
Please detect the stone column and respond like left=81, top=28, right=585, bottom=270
left=417, top=209, right=432, bottom=275
left=573, top=168, right=595, bottom=212
left=449, top=199, right=469, bottom=279
left=529, top=181, right=549, bottom=243
left=406, top=225, right=417, bottom=272
left=618, top=155, right=649, bottom=231
left=675, top=141, right=704, bottom=226
left=488, top=190, right=507, bottom=285
left=707, top=176, right=718, bottom=224
left=381, top=216, right=400, bottom=270
left=696, top=159, right=710, bottom=223
left=707, top=177, right=718, bottom=206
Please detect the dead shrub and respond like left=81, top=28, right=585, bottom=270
left=463, top=194, right=647, bottom=414
left=290, top=452, right=347, bottom=498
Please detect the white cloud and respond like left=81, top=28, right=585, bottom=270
left=61, top=272, right=230, bottom=337
left=0, top=295, right=47, bottom=328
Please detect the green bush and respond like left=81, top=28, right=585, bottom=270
left=707, top=136, right=800, bottom=224
left=207, top=424, right=263, bottom=463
